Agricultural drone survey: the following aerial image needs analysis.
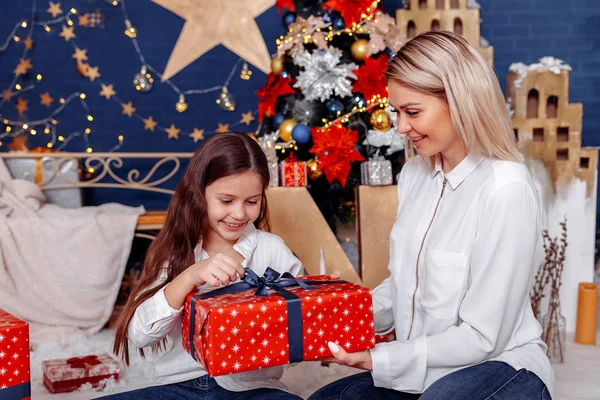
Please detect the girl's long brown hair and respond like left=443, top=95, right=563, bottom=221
left=113, top=132, right=271, bottom=365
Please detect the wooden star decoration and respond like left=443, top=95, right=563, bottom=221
left=47, top=1, right=63, bottom=18
left=14, top=58, right=32, bottom=76
left=72, top=48, right=88, bottom=63
left=16, top=98, right=28, bottom=115
left=189, top=128, right=205, bottom=142
left=166, top=124, right=180, bottom=139
left=78, top=14, right=90, bottom=26
left=144, top=116, right=158, bottom=131
left=8, top=135, right=28, bottom=151
left=151, top=0, right=275, bottom=80
left=59, top=25, right=76, bottom=42
left=85, top=65, right=101, bottom=81
left=3, top=89, right=13, bottom=101
left=240, top=111, right=255, bottom=126
left=40, top=92, right=54, bottom=107
left=122, top=101, right=136, bottom=117
left=23, top=37, right=33, bottom=50
left=216, top=123, right=230, bottom=133
left=99, top=84, right=116, bottom=100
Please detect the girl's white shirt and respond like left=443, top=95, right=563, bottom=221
left=127, top=223, right=303, bottom=392
left=370, top=153, right=554, bottom=398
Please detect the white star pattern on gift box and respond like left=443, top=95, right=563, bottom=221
left=0, top=315, right=30, bottom=391
left=182, top=280, right=376, bottom=376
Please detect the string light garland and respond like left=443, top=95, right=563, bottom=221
left=0, top=0, right=259, bottom=151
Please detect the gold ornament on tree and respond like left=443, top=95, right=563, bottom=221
left=271, top=55, right=285, bottom=76
left=351, top=39, right=369, bottom=61
left=370, top=109, right=392, bottom=131
left=306, top=158, right=322, bottom=180
left=278, top=119, right=296, bottom=141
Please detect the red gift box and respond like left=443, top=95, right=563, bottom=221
left=279, top=160, right=308, bottom=186
left=182, top=269, right=375, bottom=376
left=0, top=310, right=30, bottom=400
left=42, top=353, right=120, bottom=394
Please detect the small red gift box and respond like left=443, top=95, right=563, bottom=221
left=182, top=269, right=375, bottom=376
left=0, top=309, right=30, bottom=400
left=42, top=353, right=120, bottom=394
left=279, top=159, right=307, bottom=186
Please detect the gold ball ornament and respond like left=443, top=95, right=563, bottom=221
left=271, top=55, right=285, bottom=76
left=351, top=39, right=369, bottom=61
left=370, top=109, right=392, bottom=131
left=306, top=158, right=323, bottom=180
left=279, top=119, right=296, bottom=141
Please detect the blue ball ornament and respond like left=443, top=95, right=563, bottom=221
left=352, top=94, right=367, bottom=109
left=272, top=113, right=286, bottom=129
left=327, top=100, right=344, bottom=117
left=291, top=123, right=312, bottom=144
left=331, top=16, right=345, bottom=30
left=281, top=71, right=289, bottom=79
left=283, top=12, right=297, bottom=28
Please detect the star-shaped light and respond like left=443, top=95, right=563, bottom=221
left=59, top=25, right=76, bottom=41
left=99, top=84, right=116, bottom=100
left=189, top=128, right=205, bottom=142
left=165, top=124, right=180, bottom=139
left=23, top=37, right=33, bottom=50
left=144, top=116, right=158, bottom=131
left=14, top=59, right=32, bottom=76
left=240, top=111, right=255, bottom=126
left=85, top=65, right=101, bottom=81
left=16, top=98, right=28, bottom=115
left=72, top=48, right=88, bottom=63
left=216, top=123, right=230, bottom=133
left=151, top=0, right=276, bottom=80
left=121, top=102, right=136, bottom=117
left=40, top=92, right=54, bottom=107
left=47, top=1, right=63, bottom=18
left=3, top=89, right=13, bottom=101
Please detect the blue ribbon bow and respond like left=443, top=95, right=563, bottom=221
left=188, top=267, right=343, bottom=369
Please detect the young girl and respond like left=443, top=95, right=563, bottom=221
left=310, top=31, right=553, bottom=399
left=103, top=132, right=304, bottom=400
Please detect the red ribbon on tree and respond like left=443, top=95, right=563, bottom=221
left=66, top=355, right=101, bottom=369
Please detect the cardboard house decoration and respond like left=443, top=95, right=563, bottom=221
left=396, top=0, right=493, bottom=65
left=507, top=57, right=599, bottom=332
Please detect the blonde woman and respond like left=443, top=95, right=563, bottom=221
left=309, top=31, right=553, bottom=400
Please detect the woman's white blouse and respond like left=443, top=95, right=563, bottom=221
left=370, top=153, right=554, bottom=398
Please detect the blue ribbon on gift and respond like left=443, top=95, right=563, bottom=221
left=0, top=381, right=30, bottom=399
left=188, top=267, right=343, bottom=366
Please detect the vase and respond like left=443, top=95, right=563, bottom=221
left=542, top=295, right=566, bottom=363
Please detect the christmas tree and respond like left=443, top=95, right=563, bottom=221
left=257, top=0, right=406, bottom=231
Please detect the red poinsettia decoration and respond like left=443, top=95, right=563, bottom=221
left=352, top=54, right=390, bottom=102
left=276, top=0, right=295, bottom=13
left=324, top=0, right=377, bottom=26
left=310, top=124, right=364, bottom=186
left=256, top=73, right=296, bottom=122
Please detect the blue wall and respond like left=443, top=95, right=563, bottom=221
left=0, top=0, right=599, bottom=210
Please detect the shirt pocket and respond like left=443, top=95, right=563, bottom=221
left=421, top=247, right=470, bottom=320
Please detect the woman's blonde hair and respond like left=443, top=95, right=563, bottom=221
left=386, top=31, right=522, bottom=163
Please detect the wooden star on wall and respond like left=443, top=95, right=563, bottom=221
left=189, top=128, right=205, bottom=142
left=72, top=48, right=88, bottom=63
left=14, top=58, right=32, bottom=76
left=59, top=25, right=76, bottom=42
left=3, top=89, right=13, bottom=101
left=122, top=101, right=136, bottom=117
left=79, top=14, right=90, bottom=27
left=23, top=37, right=33, bottom=50
left=8, top=135, right=28, bottom=151
left=40, top=92, right=54, bottom=107
left=85, top=65, right=101, bottom=81
left=99, top=84, right=116, bottom=99
left=216, top=123, right=230, bottom=133
left=47, top=1, right=63, bottom=18
left=151, top=0, right=275, bottom=80
left=16, top=98, right=28, bottom=115
left=165, top=124, right=180, bottom=139
left=240, top=111, right=255, bottom=126
left=144, top=116, right=158, bottom=131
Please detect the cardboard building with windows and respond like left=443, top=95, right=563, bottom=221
left=507, top=59, right=599, bottom=332
left=396, top=0, right=493, bottom=64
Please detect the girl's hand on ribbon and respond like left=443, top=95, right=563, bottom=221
left=326, top=342, right=373, bottom=370
left=330, top=270, right=341, bottom=279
